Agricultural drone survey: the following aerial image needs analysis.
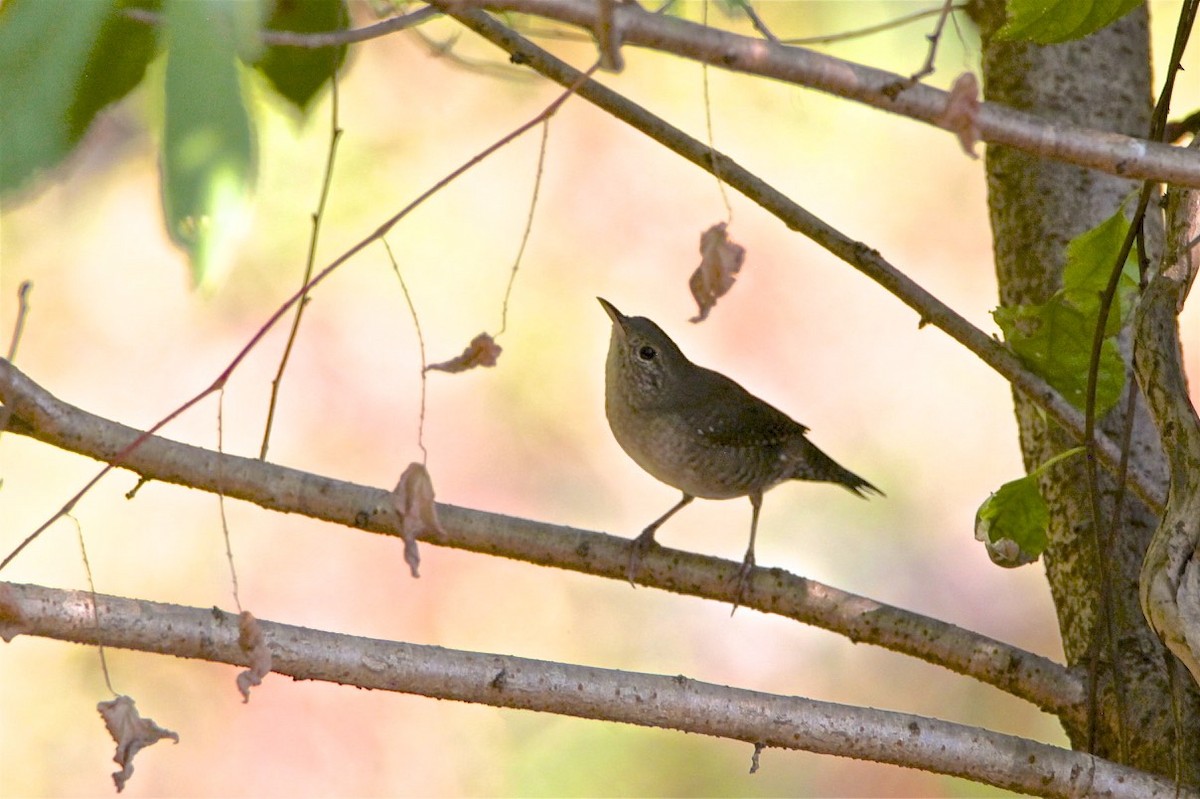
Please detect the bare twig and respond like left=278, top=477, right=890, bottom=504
left=217, top=391, right=243, bottom=612
left=124, top=5, right=441, bottom=47
left=0, top=359, right=1084, bottom=719
left=261, top=79, right=343, bottom=461
left=497, top=119, right=551, bottom=336
left=909, top=0, right=955, bottom=82
left=0, top=280, right=32, bottom=438
left=3, top=581, right=1189, bottom=799
left=383, top=238, right=430, bottom=463
left=68, top=515, right=116, bottom=696
left=5, top=280, right=31, bottom=363
left=781, top=4, right=966, bottom=47
left=701, top=0, right=733, bottom=223
left=731, top=0, right=777, bottom=44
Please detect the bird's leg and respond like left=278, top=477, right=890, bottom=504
left=731, top=491, right=763, bottom=613
left=627, top=493, right=694, bottom=586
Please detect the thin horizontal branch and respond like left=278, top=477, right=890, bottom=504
left=0, top=358, right=1082, bottom=720
left=1, top=581, right=1185, bottom=799
left=435, top=7, right=1167, bottom=515
left=467, top=0, right=1200, bottom=187
left=123, top=6, right=441, bottom=47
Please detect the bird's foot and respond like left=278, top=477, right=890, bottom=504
left=626, top=530, right=658, bottom=587
left=730, top=554, right=756, bottom=615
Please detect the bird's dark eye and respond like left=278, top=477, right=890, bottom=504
left=638, top=345, right=657, bottom=361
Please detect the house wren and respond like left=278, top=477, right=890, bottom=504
left=599, top=298, right=880, bottom=604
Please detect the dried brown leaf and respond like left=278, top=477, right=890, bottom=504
left=390, top=462, right=445, bottom=578
left=689, top=222, right=745, bottom=323
left=426, top=333, right=502, bottom=373
left=938, top=72, right=980, bottom=158
left=236, top=611, right=272, bottom=703
left=0, top=583, right=30, bottom=642
left=97, top=695, right=179, bottom=793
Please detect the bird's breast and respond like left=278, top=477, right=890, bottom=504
left=605, top=401, right=792, bottom=500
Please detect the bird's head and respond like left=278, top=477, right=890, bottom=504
left=598, top=298, right=691, bottom=406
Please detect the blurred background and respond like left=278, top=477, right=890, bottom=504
left=2, top=1, right=1198, bottom=796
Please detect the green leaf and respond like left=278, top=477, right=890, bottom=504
left=993, top=299, right=1125, bottom=413
left=975, top=474, right=1049, bottom=567
left=997, top=0, right=1143, bottom=44
left=68, top=0, right=161, bottom=143
left=1061, top=206, right=1138, bottom=335
left=255, top=0, right=349, bottom=116
left=975, top=448, right=1083, bottom=567
left=162, top=0, right=258, bottom=286
left=0, top=0, right=113, bottom=195
left=993, top=207, right=1139, bottom=416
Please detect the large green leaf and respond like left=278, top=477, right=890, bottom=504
left=992, top=206, right=1137, bottom=416
left=994, top=297, right=1126, bottom=413
left=0, top=0, right=113, bottom=195
left=162, top=0, right=259, bottom=286
left=997, top=0, right=1143, bottom=44
left=255, top=0, right=349, bottom=116
left=68, top=0, right=160, bottom=143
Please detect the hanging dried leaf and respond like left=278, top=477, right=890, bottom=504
left=689, top=222, right=745, bottom=323
left=426, top=333, right=502, bottom=373
left=236, top=611, right=271, bottom=703
left=0, top=583, right=30, bottom=642
left=97, top=695, right=179, bottom=793
left=390, top=462, right=445, bottom=578
left=938, top=72, right=981, bottom=158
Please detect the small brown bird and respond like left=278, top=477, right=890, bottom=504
left=599, top=298, right=880, bottom=605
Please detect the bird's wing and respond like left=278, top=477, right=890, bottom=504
left=683, top=368, right=809, bottom=447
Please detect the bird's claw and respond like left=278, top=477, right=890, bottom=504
left=730, top=555, right=756, bottom=615
left=626, top=531, right=657, bottom=587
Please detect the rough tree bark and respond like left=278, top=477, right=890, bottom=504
left=974, top=0, right=1200, bottom=780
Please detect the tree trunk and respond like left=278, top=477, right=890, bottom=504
left=973, top=0, right=1200, bottom=780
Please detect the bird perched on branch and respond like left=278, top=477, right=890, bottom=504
left=599, top=298, right=881, bottom=608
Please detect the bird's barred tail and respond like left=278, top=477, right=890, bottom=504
left=794, top=439, right=883, bottom=498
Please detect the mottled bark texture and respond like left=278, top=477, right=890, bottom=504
left=973, top=0, right=1200, bottom=781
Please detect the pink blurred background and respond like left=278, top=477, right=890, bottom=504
left=2, top=2, right=1197, bottom=796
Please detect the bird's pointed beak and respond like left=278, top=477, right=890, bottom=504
left=597, top=297, right=627, bottom=334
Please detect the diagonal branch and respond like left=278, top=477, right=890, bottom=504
left=435, top=5, right=1167, bottom=515
left=465, top=0, right=1200, bottom=187
left=0, top=581, right=1187, bottom=799
left=0, top=358, right=1082, bottom=719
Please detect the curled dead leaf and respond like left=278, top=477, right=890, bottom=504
left=236, top=611, right=271, bottom=703
left=390, top=462, right=445, bottom=578
left=689, top=222, right=745, bottom=323
left=97, top=695, right=179, bottom=793
left=938, top=72, right=981, bottom=158
left=0, top=583, right=30, bottom=642
left=426, top=333, right=501, bottom=373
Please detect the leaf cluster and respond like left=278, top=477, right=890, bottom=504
left=0, top=0, right=349, bottom=284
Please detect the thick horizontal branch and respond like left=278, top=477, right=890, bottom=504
left=0, top=358, right=1082, bottom=720
left=468, top=0, right=1200, bottom=187
left=1, top=581, right=1186, bottom=799
left=435, top=7, right=1168, bottom=515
